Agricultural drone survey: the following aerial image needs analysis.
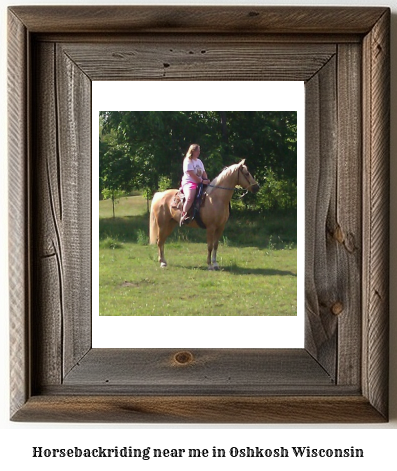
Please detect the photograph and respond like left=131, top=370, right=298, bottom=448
left=98, top=110, right=298, bottom=317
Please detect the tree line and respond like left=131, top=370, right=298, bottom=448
left=99, top=111, right=297, bottom=214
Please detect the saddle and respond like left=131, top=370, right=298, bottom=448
left=172, top=183, right=207, bottom=228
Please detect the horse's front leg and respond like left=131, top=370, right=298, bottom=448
left=211, top=238, right=220, bottom=270
left=206, top=227, right=219, bottom=271
left=210, top=226, right=226, bottom=270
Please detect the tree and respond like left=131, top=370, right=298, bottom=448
left=99, top=111, right=298, bottom=211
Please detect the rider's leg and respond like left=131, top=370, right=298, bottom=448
left=181, top=186, right=195, bottom=224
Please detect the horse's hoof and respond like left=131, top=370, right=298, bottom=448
left=208, top=264, right=219, bottom=271
left=160, top=262, right=167, bottom=268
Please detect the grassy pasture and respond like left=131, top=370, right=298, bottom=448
left=99, top=195, right=297, bottom=316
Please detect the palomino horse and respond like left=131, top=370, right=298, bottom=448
left=149, top=160, right=259, bottom=270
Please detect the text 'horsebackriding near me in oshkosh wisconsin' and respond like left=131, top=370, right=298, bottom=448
left=149, top=159, right=259, bottom=270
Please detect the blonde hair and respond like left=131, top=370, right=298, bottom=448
left=185, top=144, right=200, bottom=160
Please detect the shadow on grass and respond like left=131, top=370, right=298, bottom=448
left=171, top=264, right=296, bottom=277
left=222, top=266, right=297, bottom=277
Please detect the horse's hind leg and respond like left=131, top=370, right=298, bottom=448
left=157, top=237, right=166, bottom=268
left=157, top=220, right=177, bottom=268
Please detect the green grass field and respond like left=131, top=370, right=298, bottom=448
left=99, top=195, right=297, bottom=316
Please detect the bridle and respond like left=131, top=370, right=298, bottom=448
left=207, top=166, right=257, bottom=197
left=237, top=167, right=257, bottom=189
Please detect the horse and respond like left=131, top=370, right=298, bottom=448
left=149, top=160, right=259, bottom=270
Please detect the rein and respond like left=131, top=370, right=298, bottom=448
left=207, top=168, right=255, bottom=198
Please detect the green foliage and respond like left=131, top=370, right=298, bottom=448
left=256, top=168, right=297, bottom=211
left=136, top=229, right=149, bottom=246
left=100, top=237, right=124, bottom=250
left=99, top=111, right=298, bottom=211
left=102, top=188, right=126, bottom=201
left=142, top=187, right=154, bottom=200
left=157, top=175, right=172, bottom=192
left=101, top=188, right=128, bottom=218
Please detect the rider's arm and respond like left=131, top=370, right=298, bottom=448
left=186, top=170, right=203, bottom=183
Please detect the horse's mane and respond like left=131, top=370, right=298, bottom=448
left=206, top=163, right=239, bottom=195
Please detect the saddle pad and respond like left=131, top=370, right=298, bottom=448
left=171, top=190, right=184, bottom=210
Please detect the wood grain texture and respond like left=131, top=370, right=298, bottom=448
left=55, top=44, right=92, bottom=377
left=8, top=10, right=30, bottom=419
left=34, top=33, right=363, bottom=45
left=304, top=56, right=338, bottom=377
left=32, top=42, right=92, bottom=387
left=9, top=6, right=387, bottom=34
left=336, top=44, right=362, bottom=386
left=60, top=42, right=335, bottom=82
left=32, top=42, right=63, bottom=387
left=62, top=349, right=334, bottom=392
left=362, top=9, right=390, bottom=419
left=8, top=6, right=390, bottom=423
left=304, top=42, right=363, bottom=386
left=11, top=396, right=385, bottom=424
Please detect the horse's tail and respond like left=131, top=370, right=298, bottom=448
left=149, top=192, right=160, bottom=245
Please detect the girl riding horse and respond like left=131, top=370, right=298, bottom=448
left=180, top=144, right=210, bottom=225
left=150, top=159, right=259, bottom=270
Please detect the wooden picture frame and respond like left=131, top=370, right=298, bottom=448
left=8, top=6, right=390, bottom=423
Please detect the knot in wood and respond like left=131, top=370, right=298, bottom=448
left=174, top=351, right=194, bottom=365
left=333, top=225, right=344, bottom=244
left=331, top=302, right=344, bottom=316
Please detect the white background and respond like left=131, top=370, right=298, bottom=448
left=1, top=0, right=397, bottom=469
left=92, top=81, right=305, bottom=348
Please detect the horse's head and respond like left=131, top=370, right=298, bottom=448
left=237, top=160, right=260, bottom=193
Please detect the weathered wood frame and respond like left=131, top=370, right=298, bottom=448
left=8, top=6, right=390, bottom=423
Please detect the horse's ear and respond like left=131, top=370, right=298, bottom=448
left=239, top=159, right=246, bottom=167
